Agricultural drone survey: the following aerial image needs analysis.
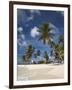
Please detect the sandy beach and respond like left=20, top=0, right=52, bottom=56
left=17, top=64, right=64, bottom=80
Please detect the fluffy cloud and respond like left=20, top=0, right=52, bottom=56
left=22, top=41, right=27, bottom=46
left=49, top=23, right=59, bottom=34
left=17, top=30, right=27, bottom=47
left=17, top=38, right=27, bottom=47
left=27, top=10, right=41, bottom=22
left=30, top=10, right=41, bottom=15
left=49, top=23, right=60, bottom=36
left=31, top=26, right=39, bottom=38
left=17, top=38, right=22, bottom=46
left=21, top=34, right=25, bottom=40
left=17, top=27, right=23, bottom=32
left=27, top=15, right=34, bottom=21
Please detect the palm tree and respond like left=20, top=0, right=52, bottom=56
left=58, top=45, right=64, bottom=62
left=37, top=50, right=41, bottom=56
left=50, top=50, right=54, bottom=57
left=57, top=35, right=64, bottom=63
left=33, top=50, right=41, bottom=58
left=49, top=35, right=64, bottom=63
left=50, top=41, right=55, bottom=58
left=22, top=55, right=26, bottom=63
left=54, top=44, right=64, bottom=63
left=34, top=53, right=37, bottom=58
left=44, top=51, right=49, bottom=63
left=26, top=44, right=35, bottom=62
left=37, top=23, right=54, bottom=45
left=59, top=35, right=64, bottom=45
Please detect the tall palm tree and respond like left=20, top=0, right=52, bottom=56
left=22, top=55, right=26, bottom=63
left=26, top=44, right=35, bottom=62
left=58, top=35, right=64, bottom=63
left=37, top=23, right=54, bottom=45
left=49, top=35, right=64, bottom=63
left=54, top=44, right=64, bottom=63
left=34, top=53, right=37, bottom=58
left=59, top=35, right=64, bottom=45
left=44, top=51, right=49, bottom=63
left=50, top=41, right=55, bottom=57
left=37, top=50, right=41, bottom=56
left=58, top=45, right=64, bottom=62
left=34, top=50, right=41, bottom=58
left=50, top=41, right=55, bottom=48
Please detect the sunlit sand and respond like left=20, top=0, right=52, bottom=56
left=17, top=64, right=64, bottom=80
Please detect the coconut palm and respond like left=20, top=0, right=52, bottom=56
left=22, top=55, right=26, bottom=63
left=34, top=53, right=37, bottom=58
left=50, top=41, right=56, bottom=57
left=49, top=35, right=64, bottom=63
left=57, top=35, right=64, bottom=63
left=50, top=50, right=54, bottom=57
left=37, top=23, right=54, bottom=45
left=37, top=50, right=41, bottom=56
left=44, top=51, right=49, bottom=63
left=54, top=44, right=64, bottom=63
left=59, top=35, right=64, bottom=45
left=26, top=44, right=35, bottom=62
left=34, top=50, right=41, bottom=58
left=50, top=41, right=55, bottom=48
left=58, top=45, right=64, bottom=62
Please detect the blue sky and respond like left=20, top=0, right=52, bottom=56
left=17, top=9, right=64, bottom=64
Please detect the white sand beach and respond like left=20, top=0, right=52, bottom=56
left=17, top=64, right=64, bottom=80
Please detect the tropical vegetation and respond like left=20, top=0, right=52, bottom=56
left=22, top=23, right=64, bottom=64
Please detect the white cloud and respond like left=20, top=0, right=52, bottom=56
left=31, top=26, right=39, bottom=38
left=49, top=23, right=58, bottom=30
left=27, top=15, right=34, bottom=21
left=17, top=27, right=23, bottom=32
left=17, top=32, right=27, bottom=47
left=49, top=23, right=60, bottom=35
left=21, top=34, right=25, bottom=40
left=17, top=39, right=27, bottom=47
left=30, top=10, right=41, bottom=15
left=49, top=23, right=59, bottom=34
left=22, top=41, right=27, bottom=46
left=26, top=10, right=40, bottom=22
left=17, top=39, right=22, bottom=46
